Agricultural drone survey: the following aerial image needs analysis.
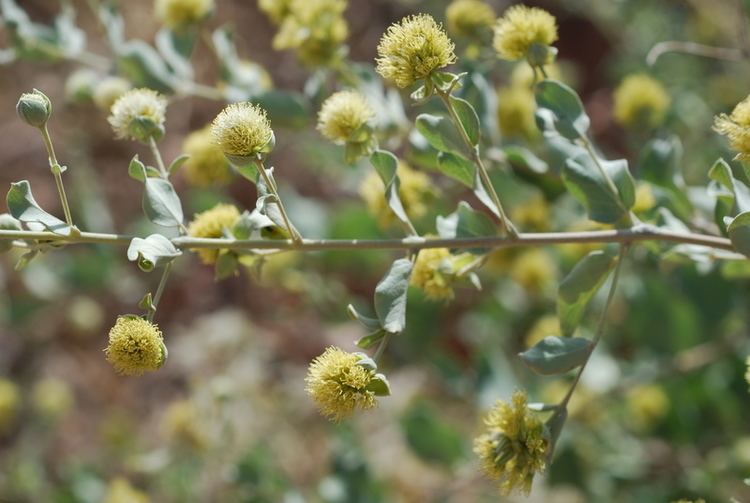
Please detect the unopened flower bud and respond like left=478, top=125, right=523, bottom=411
left=17, top=89, right=52, bottom=128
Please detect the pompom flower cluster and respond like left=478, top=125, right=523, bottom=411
left=187, top=203, right=241, bottom=264
left=105, top=316, right=167, bottom=376
left=155, top=0, right=214, bottom=28
left=210, top=102, right=274, bottom=162
left=493, top=5, right=557, bottom=64
left=108, top=88, right=167, bottom=143
left=376, top=14, right=457, bottom=88
left=613, top=73, right=670, bottom=129
left=714, top=94, right=750, bottom=161
left=317, top=90, right=374, bottom=144
left=473, top=390, right=549, bottom=495
left=446, top=0, right=495, bottom=39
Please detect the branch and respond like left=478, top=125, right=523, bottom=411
left=647, top=41, right=743, bottom=66
left=0, top=225, right=739, bottom=255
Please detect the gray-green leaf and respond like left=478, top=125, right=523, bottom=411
left=519, top=336, right=592, bottom=375
left=558, top=249, right=616, bottom=336
left=127, top=233, right=181, bottom=272
left=374, top=258, right=413, bottom=333
left=7, top=180, right=74, bottom=236
left=415, top=113, right=465, bottom=155
left=370, top=149, right=415, bottom=232
left=142, top=178, right=184, bottom=228
left=449, top=96, right=480, bottom=147
left=436, top=151, right=474, bottom=187
left=534, top=79, right=590, bottom=140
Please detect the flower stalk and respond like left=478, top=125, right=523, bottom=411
left=40, top=125, right=74, bottom=228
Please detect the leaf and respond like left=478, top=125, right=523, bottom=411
left=168, top=154, right=190, bottom=176
left=6, top=180, right=74, bottom=236
left=128, top=155, right=147, bottom=181
left=142, top=178, right=184, bottom=228
left=534, top=79, right=590, bottom=140
left=727, top=211, right=750, bottom=257
left=253, top=90, right=310, bottom=129
left=0, top=213, right=21, bottom=253
left=639, top=136, right=683, bottom=187
left=415, top=113, right=465, bottom=155
left=117, top=40, right=175, bottom=93
left=232, top=209, right=276, bottom=240
left=545, top=407, right=568, bottom=461
left=347, top=304, right=382, bottom=332
left=708, top=158, right=750, bottom=233
left=370, top=149, right=415, bottom=232
left=127, top=234, right=181, bottom=272
left=449, top=96, right=480, bottom=146
left=503, top=145, right=549, bottom=174
left=519, top=336, right=592, bottom=375
left=436, top=151, right=474, bottom=187
left=563, top=152, right=634, bottom=224
left=436, top=201, right=497, bottom=254
left=374, top=258, right=413, bottom=333
left=472, top=167, right=502, bottom=220
left=155, top=28, right=194, bottom=80
left=366, top=373, right=391, bottom=396
left=355, top=330, right=387, bottom=349
left=558, top=250, right=616, bottom=336
left=215, top=251, right=239, bottom=280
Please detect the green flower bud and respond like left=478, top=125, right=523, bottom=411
left=16, top=89, right=52, bottom=128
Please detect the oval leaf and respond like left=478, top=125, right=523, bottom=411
left=436, top=151, right=474, bottom=187
left=374, top=258, right=413, bottom=333
left=7, top=180, right=74, bottom=236
left=558, top=250, right=616, bottom=336
left=415, top=113, right=465, bottom=155
left=535, top=79, right=590, bottom=140
left=127, top=233, right=182, bottom=271
left=519, top=336, right=592, bottom=375
left=142, top=178, right=184, bottom=228
left=449, top=96, right=480, bottom=147
left=728, top=211, right=750, bottom=257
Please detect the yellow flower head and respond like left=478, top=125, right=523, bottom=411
left=211, top=102, right=274, bottom=162
left=412, top=248, right=455, bottom=301
left=493, top=5, right=558, bottom=62
left=155, top=0, right=213, bottom=28
left=105, top=316, right=166, bottom=376
left=317, top=90, right=374, bottom=143
left=511, top=193, right=550, bottom=231
left=104, top=478, right=150, bottom=503
left=305, top=346, right=383, bottom=421
left=187, top=203, right=241, bottom=264
left=162, top=399, right=209, bottom=450
left=376, top=14, right=457, bottom=88
left=359, top=162, right=437, bottom=227
left=272, top=0, right=348, bottom=66
left=497, top=85, right=538, bottom=140
left=31, top=378, right=74, bottom=420
left=258, top=0, right=293, bottom=24
left=510, top=248, right=555, bottom=292
left=0, top=378, right=20, bottom=433
left=93, top=76, right=132, bottom=112
left=625, top=384, right=670, bottom=431
left=613, top=74, right=670, bottom=129
left=446, top=0, right=495, bottom=39
left=182, top=126, right=232, bottom=186
left=715, top=95, right=750, bottom=161
left=108, top=88, right=167, bottom=143
left=474, top=390, right=548, bottom=495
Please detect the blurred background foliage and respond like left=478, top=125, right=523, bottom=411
left=0, top=0, right=750, bottom=501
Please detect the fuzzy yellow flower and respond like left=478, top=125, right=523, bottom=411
left=626, top=384, right=669, bottom=431
left=510, top=248, right=555, bottom=292
left=31, top=378, right=74, bottom=420
left=93, top=76, right=132, bottom=112
left=105, top=316, right=167, bottom=376
left=511, top=193, right=549, bottom=231
left=182, top=126, right=232, bottom=186
left=412, top=248, right=455, bottom=301
left=474, top=390, right=548, bottom=495
left=162, top=400, right=209, bottom=450
left=446, top=0, right=495, bottom=39
left=0, top=378, right=20, bottom=434
left=104, top=478, right=150, bottom=503
left=493, top=5, right=558, bottom=63
left=306, top=346, right=388, bottom=421
left=155, top=0, right=213, bottom=28
left=211, top=102, right=274, bottom=163
left=187, top=203, right=241, bottom=264
left=714, top=95, right=750, bottom=161
left=613, top=74, right=670, bottom=129
left=359, top=163, right=436, bottom=227
left=108, top=88, right=167, bottom=143
left=317, top=90, right=374, bottom=143
left=272, top=0, right=348, bottom=66
left=376, top=14, right=457, bottom=88
left=497, top=85, right=538, bottom=140
left=258, top=0, right=292, bottom=24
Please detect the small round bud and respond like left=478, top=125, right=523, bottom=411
left=305, top=346, right=385, bottom=421
left=474, top=390, right=548, bottom=495
left=108, top=88, right=167, bottom=144
left=16, top=89, right=52, bottom=128
left=187, top=203, right=241, bottom=264
left=317, top=90, right=374, bottom=144
left=105, top=316, right=167, bottom=376
left=210, top=102, right=274, bottom=164
left=493, top=5, right=558, bottom=62
left=376, top=14, right=457, bottom=88
left=155, top=0, right=214, bottom=28
left=93, top=76, right=132, bottom=112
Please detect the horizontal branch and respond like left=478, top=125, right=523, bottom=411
left=0, top=225, right=740, bottom=257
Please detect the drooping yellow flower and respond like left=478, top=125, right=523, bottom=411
left=182, top=126, right=232, bottom=186
left=446, top=0, right=495, bottom=39
left=155, top=0, right=213, bottom=28
left=210, top=102, right=274, bottom=163
left=258, top=0, right=292, bottom=24
left=613, top=74, right=670, bottom=129
left=359, top=163, right=437, bottom=227
left=474, top=390, right=548, bottom=495
left=305, top=346, right=382, bottom=421
left=317, top=90, right=374, bottom=144
left=497, top=85, right=538, bottom=140
left=272, top=0, right=348, bottom=66
left=493, top=5, right=558, bottom=62
left=162, top=399, right=209, bottom=450
left=714, top=95, right=750, bottom=161
left=93, top=76, right=132, bottom=111
left=31, top=378, right=74, bottom=420
left=625, top=384, right=670, bottom=431
left=0, top=378, right=20, bottom=434
left=187, top=203, right=241, bottom=264
left=411, top=248, right=455, bottom=301
left=103, top=478, right=150, bottom=503
left=376, top=14, right=457, bottom=88
left=105, top=316, right=166, bottom=376
left=108, top=88, right=167, bottom=143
